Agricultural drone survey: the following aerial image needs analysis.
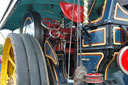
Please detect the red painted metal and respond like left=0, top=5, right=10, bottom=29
left=53, top=28, right=76, bottom=53
left=60, top=2, right=84, bottom=23
left=85, top=73, right=103, bottom=83
left=59, top=28, right=76, bottom=40
left=121, top=49, right=128, bottom=72
left=65, top=48, right=76, bottom=54
left=41, top=18, right=60, bottom=29
left=50, top=29, right=62, bottom=38
left=117, top=46, right=128, bottom=75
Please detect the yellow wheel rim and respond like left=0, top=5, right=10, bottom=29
left=1, top=37, right=16, bottom=85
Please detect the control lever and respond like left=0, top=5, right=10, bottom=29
left=82, top=26, right=92, bottom=46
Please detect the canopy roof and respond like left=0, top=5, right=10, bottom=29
left=0, top=0, right=97, bottom=31
left=1, top=0, right=125, bottom=31
left=0, top=0, right=66, bottom=30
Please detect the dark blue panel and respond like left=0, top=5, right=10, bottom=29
left=115, top=29, right=127, bottom=43
left=24, top=14, right=34, bottom=26
left=55, top=61, right=67, bottom=84
left=117, top=7, right=128, bottom=19
left=44, top=40, right=58, bottom=65
left=123, top=75, right=128, bottom=85
left=115, top=30, right=121, bottom=42
left=78, top=54, right=102, bottom=73
left=46, top=43, right=54, bottom=58
left=107, top=56, right=119, bottom=79
left=106, top=54, right=128, bottom=85
left=101, top=0, right=112, bottom=21
left=89, top=0, right=94, bottom=9
left=84, top=29, right=105, bottom=46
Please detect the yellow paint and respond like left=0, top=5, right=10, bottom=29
left=23, top=17, right=33, bottom=33
left=47, top=59, right=56, bottom=85
left=47, top=59, right=66, bottom=85
left=82, top=27, right=106, bottom=47
left=1, top=37, right=16, bottom=85
left=52, top=64, right=59, bottom=85
left=104, top=52, right=118, bottom=80
left=113, top=27, right=128, bottom=45
left=78, top=52, right=104, bottom=71
left=44, top=40, right=58, bottom=65
left=88, top=0, right=96, bottom=16
left=114, top=3, right=128, bottom=21
left=91, top=0, right=107, bottom=23
left=57, top=54, right=64, bottom=56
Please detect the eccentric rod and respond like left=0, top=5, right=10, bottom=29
left=83, top=0, right=89, bottom=24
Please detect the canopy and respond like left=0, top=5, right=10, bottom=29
left=0, top=0, right=107, bottom=31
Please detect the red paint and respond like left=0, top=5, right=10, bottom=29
left=41, top=18, right=60, bottom=29
left=65, top=48, right=76, bottom=54
left=42, top=18, right=77, bottom=55
left=59, top=28, right=76, bottom=40
left=50, top=30, right=63, bottom=39
left=87, top=73, right=102, bottom=76
left=121, top=49, right=128, bottom=72
left=50, top=27, right=76, bottom=54
left=60, top=2, right=84, bottom=23
left=85, top=73, right=103, bottom=83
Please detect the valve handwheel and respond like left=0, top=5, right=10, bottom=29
left=41, top=18, right=63, bottom=38
left=41, top=18, right=60, bottom=30
left=49, top=29, right=61, bottom=38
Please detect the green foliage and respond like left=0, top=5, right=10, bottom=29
left=0, top=44, right=3, bottom=55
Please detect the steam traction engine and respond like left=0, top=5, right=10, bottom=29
left=1, top=0, right=128, bottom=85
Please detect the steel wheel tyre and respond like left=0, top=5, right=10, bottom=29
left=1, top=33, right=49, bottom=85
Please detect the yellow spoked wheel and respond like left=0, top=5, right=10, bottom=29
left=1, top=36, right=16, bottom=85
left=1, top=33, right=49, bottom=85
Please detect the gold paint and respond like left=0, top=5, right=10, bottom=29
left=82, top=27, right=106, bottom=47
left=104, top=52, right=118, bottom=80
left=114, top=3, right=128, bottom=21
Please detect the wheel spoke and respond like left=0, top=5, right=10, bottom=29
left=13, top=68, right=16, bottom=74
left=7, top=44, right=12, bottom=54
left=8, top=55, right=15, bottom=68
left=42, top=22, right=49, bottom=24
left=1, top=37, right=16, bottom=85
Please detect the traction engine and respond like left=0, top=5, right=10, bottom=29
left=1, top=0, right=128, bottom=85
